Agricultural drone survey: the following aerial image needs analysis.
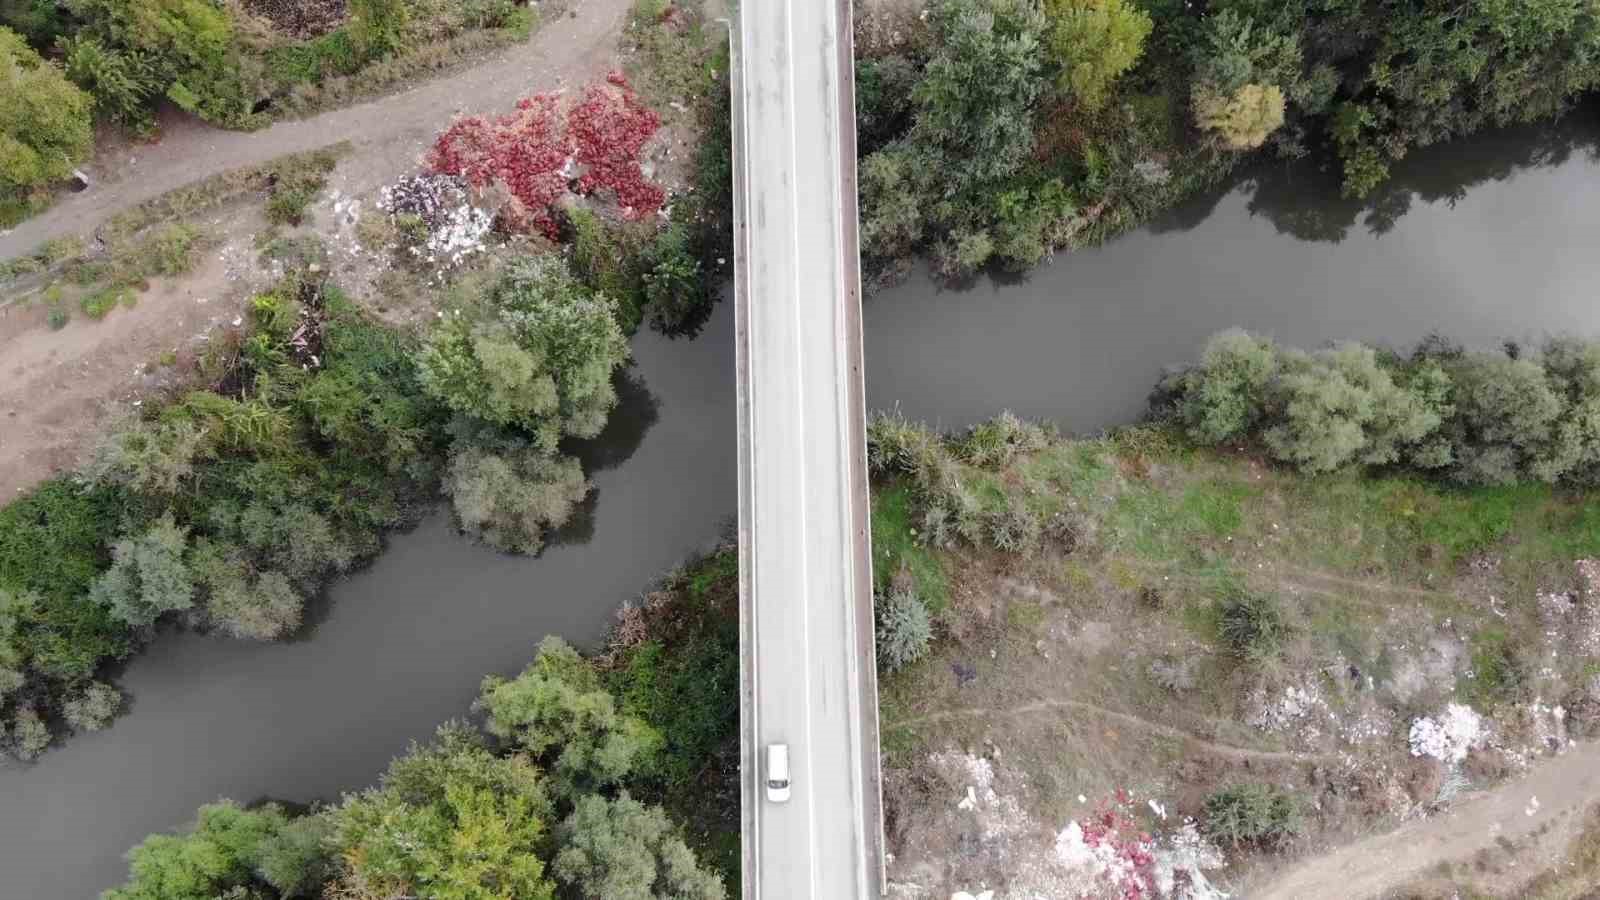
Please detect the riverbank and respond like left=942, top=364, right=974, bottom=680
left=872, top=412, right=1600, bottom=897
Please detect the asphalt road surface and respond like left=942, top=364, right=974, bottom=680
left=731, top=0, right=885, bottom=896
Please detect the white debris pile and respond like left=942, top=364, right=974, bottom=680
left=1408, top=703, right=1485, bottom=764
left=1576, top=559, right=1600, bottom=656
left=1247, top=682, right=1327, bottom=737
left=377, top=173, right=493, bottom=269
left=1151, top=821, right=1230, bottom=900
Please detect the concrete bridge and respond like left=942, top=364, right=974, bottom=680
left=730, top=0, right=886, bottom=896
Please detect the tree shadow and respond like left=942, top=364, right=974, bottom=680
left=1240, top=108, right=1600, bottom=244
left=568, top=365, right=661, bottom=475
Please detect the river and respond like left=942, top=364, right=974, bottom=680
left=5, top=114, right=1600, bottom=898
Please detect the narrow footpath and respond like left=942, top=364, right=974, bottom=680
left=0, top=0, right=633, bottom=260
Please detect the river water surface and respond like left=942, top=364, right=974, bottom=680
left=6, top=115, right=1600, bottom=898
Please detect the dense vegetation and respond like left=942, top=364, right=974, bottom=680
left=856, top=0, right=1600, bottom=281
left=1161, top=330, right=1600, bottom=486
left=0, top=0, right=535, bottom=135
left=103, top=634, right=729, bottom=900
left=0, top=257, right=635, bottom=759
left=0, top=25, right=93, bottom=224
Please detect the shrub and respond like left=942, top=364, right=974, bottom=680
left=62, top=680, right=122, bottom=731
left=1202, top=783, right=1300, bottom=850
left=47, top=306, right=70, bottom=330
left=348, top=0, right=411, bottom=60
left=419, top=256, right=630, bottom=446
left=10, top=706, right=51, bottom=759
left=476, top=636, right=663, bottom=796
left=0, top=27, right=93, bottom=218
left=1261, top=343, right=1440, bottom=474
left=326, top=729, right=556, bottom=900
left=104, top=801, right=306, bottom=900
left=191, top=539, right=303, bottom=640
left=1163, top=329, right=1279, bottom=443
left=1444, top=353, right=1566, bottom=485
left=89, top=513, right=196, bottom=629
left=1193, top=82, right=1286, bottom=150
left=554, top=792, right=726, bottom=900
left=444, top=441, right=591, bottom=555
left=642, top=224, right=712, bottom=335
left=1215, top=591, right=1287, bottom=663
left=957, top=410, right=1048, bottom=467
left=57, top=33, right=161, bottom=132
left=1042, top=0, right=1152, bottom=111
left=911, top=0, right=1047, bottom=192
left=876, top=587, right=933, bottom=672
left=87, top=414, right=211, bottom=497
left=859, top=143, right=933, bottom=264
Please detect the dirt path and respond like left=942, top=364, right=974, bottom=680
left=0, top=0, right=635, bottom=261
left=886, top=698, right=1344, bottom=766
left=0, top=0, right=637, bottom=498
left=1254, top=742, right=1600, bottom=899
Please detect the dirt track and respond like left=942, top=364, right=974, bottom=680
left=0, top=0, right=634, bottom=261
left=1254, top=742, right=1600, bottom=899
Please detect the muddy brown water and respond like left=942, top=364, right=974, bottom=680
left=6, top=115, right=1600, bottom=898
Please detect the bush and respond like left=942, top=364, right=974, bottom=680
left=419, top=256, right=631, bottom=447
left=105, top=801, right=310, bottom=900
left=1164, top=329, right=1279, bottom=443
left=444, top=440, right=591, bottom=555
left=9, top=706, right=51, bottom=759
left=348, top=0, right=411, bottom=60
left=554, top=792, right=726, bottom=900
left=62, top=680, right=122, bottom=731
left=642, top=224, right=712, bottom=335
left=1261, top=343, right=1440, bottom=474
left=1215, top=591, right=1287, bottom=663
left=1444, top=352, right=1566, bottom=485
left=57, top=33, right=161, bottom=132
left=87, top=415, right=213, bottom=494
left=1043, top=0, right=1152, bottom=111
left=476, top=636, right=662, bottom=797
left=1193, top=82, right=1285, bottom=150
left=1202, top=783, right=1300, bottom=850
left=89, top=513, right=196, bottom=628
left=876, top=587, right=933, bottom=672
left=0, top=27, right=93, bottom=218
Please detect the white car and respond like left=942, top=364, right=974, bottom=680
left=766, top=743, right=791, bottom=803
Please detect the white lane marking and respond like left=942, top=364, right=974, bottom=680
left=780, top=0, right=821, bottom=893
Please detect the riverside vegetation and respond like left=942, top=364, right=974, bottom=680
left=855, top=0, right=1600, bottom=281
left=99, top=549, right=742, bottom=899
left=0, top=256, right=634, bottom=759
left=866, top=333, right=1600, bottom=894
left=0, top=0, right=542, bottom=223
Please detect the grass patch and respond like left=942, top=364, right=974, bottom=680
left=1111, top=474, right=1255, bottom=561
left=872, top=483, right=950, bottom=612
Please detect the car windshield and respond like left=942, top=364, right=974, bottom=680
left=767, top=778, right=788, bottom=788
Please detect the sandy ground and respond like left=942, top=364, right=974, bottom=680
left=0, top=0, right=634, bottom=499
left=0, top=0, right=633, bottom=262
left=1254, top=742, right=1600, bottom=899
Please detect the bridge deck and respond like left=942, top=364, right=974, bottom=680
left=731, top=0, right=884, bottom=896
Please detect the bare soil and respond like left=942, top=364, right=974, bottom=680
left=0, top=0, right=637, bottom=499
left=0, top=0, right=633, bottom=262
left=1254, top=743, right=1600, bottom=899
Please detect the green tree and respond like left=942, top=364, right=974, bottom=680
left=1193, top=81, right=1284, bottom=149
left=1163, top=329, right=1279, bottom=443
left=444, top=438, right=591, bottom=555
left=105, top=802, right=301, bottom=900
left=190, top=538, right=303, bottom=640
left=57, top=34, right=162, bottom=132
left=1443, top=353, right=1566, bottom=484
left=89, top=513, right=196, bottom=629
left=1261, top=343, right=1440, bottom=474
left=476, top=636, right=662, bottom=797
left=0, top=26, right=93, bottom=219
left=859, top=142, right=935, bottom=264
left=554, top=792, right=726, bottom=900
left=66, top=0, right=252, bottom=127
left=327, top=727, right=556, bottom=900
left=63, top=680, right=122, bottom=731
left=419, top=257, right=630, bottom=451
left=1042, top=0, right=1152, bottom=110
left=911, top=0, right=1047, bottom=192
